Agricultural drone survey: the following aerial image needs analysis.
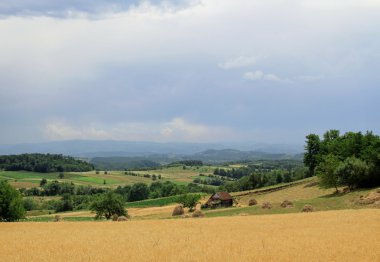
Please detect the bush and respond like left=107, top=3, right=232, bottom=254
left=23, top=197, right=38, bottom=211
left=0, top=181, right=26, bottom=221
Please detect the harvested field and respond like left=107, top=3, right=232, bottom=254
left=1, top=209, right=379, bottom=262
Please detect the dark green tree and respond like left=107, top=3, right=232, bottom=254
left=129, top=183, right=149, bottom=202
left=335, top=157, right=369, bottom=189
left=304, top=134, right=321, bottom=177
left=0, top=181, right=26, bottom=221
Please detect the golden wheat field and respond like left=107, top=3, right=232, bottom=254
left=1, top=209, right=380, bottom=262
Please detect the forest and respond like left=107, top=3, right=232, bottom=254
left=0, top=154, right=94, bottom=173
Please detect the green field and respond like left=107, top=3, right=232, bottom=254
left=0, top=165, right=218, bottom=189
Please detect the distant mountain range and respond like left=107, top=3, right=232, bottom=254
left=0, top=140, right=304, bottom=169
left=0, top=140, right=303, bottom=157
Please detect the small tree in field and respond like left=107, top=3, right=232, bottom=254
left=90, top=192, right=127, bottom=220
left=177, top=194, right=201, bottom=212
left=0, top=181, right=26, bottom=221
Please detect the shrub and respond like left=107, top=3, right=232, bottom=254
left=53, top=215, right=61, bottom=222
left=23, top=197, right=38, bottom=211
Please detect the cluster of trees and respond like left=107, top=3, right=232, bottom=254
left=0, top=154, right=94, bottom=173
left=304, top=130, right=380, bottom=189
left=219, top=170, right=296, bottom=193
left=115, top=181, right=214, bottom=201
left=170, top=160, right=203, bottom=166
left=22, top=180, right=106, bottom=196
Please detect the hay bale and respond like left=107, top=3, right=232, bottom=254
left=280, top=200, right=293, bottom=208
left=172, top=205, right=184, bottom=216
left=261, top=202, right=272, bottom=209
left=302, top=204, right=314, bottom=212
left=117, top=216, right=128, bottom=221
left=192, top=210, right=204, bottom=218
left=356, top=190, right=380, bottom=205
left=248, top=199, right=257, bottom=206
left=53, top=215, right=61, bottom=222
left=112, top=214, right=119, bottom=221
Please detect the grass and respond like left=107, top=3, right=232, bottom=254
left=0, top=166, right=214, bottom=189
left=2, top=209, right=379, bottom=261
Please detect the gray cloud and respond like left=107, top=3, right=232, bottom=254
left=0, top=0, right=379, bottom=144
left=0, top=0, right=192, bottom=18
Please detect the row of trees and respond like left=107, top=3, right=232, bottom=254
left=304, top=130, right=380, bottom=189
left=0, top=154, right=94, bottom=173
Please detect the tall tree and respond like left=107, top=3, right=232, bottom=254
left=0, top=181, right=26, bottom=221
left=304, top=134, right=321, bottom=177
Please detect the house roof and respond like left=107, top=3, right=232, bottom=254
left=211, top=192, right=232, bottom=201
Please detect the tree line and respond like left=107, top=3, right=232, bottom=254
left=0, top=154, right=94, bottom=173
left=304, top=130, right=380, bottom=189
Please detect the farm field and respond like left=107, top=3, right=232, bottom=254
left=1, top=209, right=379, bottom=262
left=0, top=166, right=218, bottom=189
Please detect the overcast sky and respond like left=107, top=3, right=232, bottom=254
left=0, top=0, right=379, bottom=145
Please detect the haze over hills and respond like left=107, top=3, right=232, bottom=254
left=0, top=140, right=303, bottom=157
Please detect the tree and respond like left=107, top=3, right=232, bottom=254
left=58, top=172, right=64, bottom=179
left=128, top=183, right=149, bottom=202
left=304, top=134, right=321, bottom=177
left=90, top=192, right=127, bottom=220
left=56, top=193, right=73, bottom=212
left=40, top=178, right=47, bottom=187
left=335, top=157, right=369, bottom=189
left=316, top=154, right=341, bottom=192
left=0, top=181, right=26, bottom=221
left=276, top=173, right=283, bottom=184
left=177, top=194, right=201, bottom=212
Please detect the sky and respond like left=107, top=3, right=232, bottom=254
left=0, top=0, right=379, bottom=145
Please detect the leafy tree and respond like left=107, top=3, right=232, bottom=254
left=90, top=192, right=126, bottom=220
left=58, top=172, right=64, bottom=179
left=316, top=154, right=341, bottom=192
left=335, top=157, right=369, bottom=189
left=304, top=134, right=321, bottom=177
left=129, top=183, right=149, bottom=201
left=276, top=173, right=283, bottom=184
left=0, top=181, right=26, bottom=221
left=40, top=178, right=47, bottom=187
left=177, top=194, right=201, bottom=212
left=23, top=197, right=38, bottom=211
left=56, top=193, right=73, bottom=212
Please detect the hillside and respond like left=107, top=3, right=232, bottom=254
left=25, top=177, right=380, bottom=221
